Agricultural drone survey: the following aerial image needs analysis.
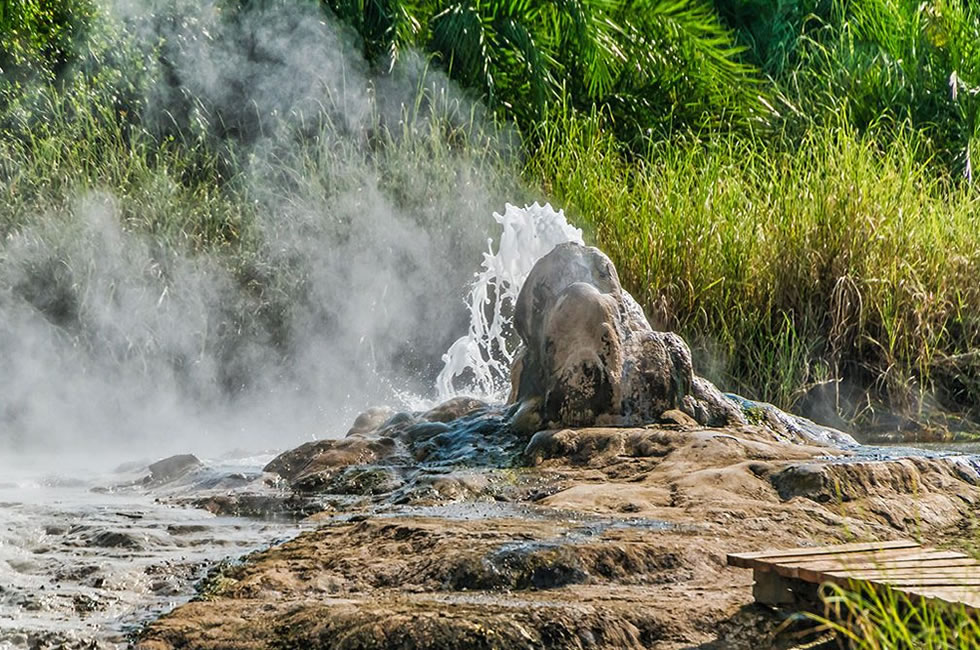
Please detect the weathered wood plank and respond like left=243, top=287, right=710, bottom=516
left=727, top=540, right=918, bottom=567
left=793, top=548, right=952, bottom=566
left=733, top=547, right=939, bottom=575
left=828, top=563, right=980, bottom=574
left=879, top=578, right=980, bottom=587
left=797, top=551, right=970, bottom=582
left=730, top=541, right=980, bottom=611
left=900, top=586, right=980, bottom=609
left=825, top=565, right=980, bottom=580
left=749, top=549, right=964, bottom=581
left=832, top=575, right=980, bottom=587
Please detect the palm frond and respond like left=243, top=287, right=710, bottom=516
left=430, top=1, right=493, bottom=94
left=496, top=16, right=553, bottom=115
left=552, top=0, right=626, bottom=97
left=605, top=0, right=768, bottom=135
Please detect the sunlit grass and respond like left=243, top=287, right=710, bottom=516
left=809, top=581, right=980, bottom=649
left=528, top=108, right=980, bottom=425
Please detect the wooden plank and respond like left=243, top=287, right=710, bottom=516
left=736, top=546, right=935, bottom=572
left=729, top=540, right=980, bottom=612
left=878, top=578, right=980, bottom=587
left=799, top=551, right=970, bottom=571
left=798, top=551, right=970, bottom=582
left=735, top=547, right=930, bottom=575
left=755, top=548, right=926, bottom=567
left=727, top=540, right=918, bottom=567
left=828, top=563, right=980, bottom=574
left=899, top=586, right=980, bottom=609
left=790, top=547, right=944, bottom=566
left=750, top=548, right=963, bottom=581
left=825, top=573, right=980, bottom=587
left=825, top=565, right=980, bottom=580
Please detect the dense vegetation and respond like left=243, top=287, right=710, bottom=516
left=3, top=0, right=980, bottom=432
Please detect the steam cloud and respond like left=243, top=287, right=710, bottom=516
left=0, top=0, right=527, bottom=467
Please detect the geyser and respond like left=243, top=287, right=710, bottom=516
left=263, top=225, right=856, bottom=489
left=437, top=202, right=584, bottom=401
left=508, top=242, right=745, bottom=431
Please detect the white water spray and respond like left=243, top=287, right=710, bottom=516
left=435, top=202, right=583, bottom=402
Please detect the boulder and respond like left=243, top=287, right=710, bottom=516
left=263, top=437, right=399, bottom=483
left=263, top=402, right=521, bottom=487
left=509, top=243, right=744, bottom=430
left=145, top=454, right=201, bottom=484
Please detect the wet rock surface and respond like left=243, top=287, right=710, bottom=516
left=246, top=243, right=857, bottom=516
left=138, top=419, right=980, bottom=650
left=146, top=454, right=202, bottom=484
left=259, top=400, right=528, bottom=495
left=0, top=456, right=302, bottom=649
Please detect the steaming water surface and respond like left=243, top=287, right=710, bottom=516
left=0, top=456, right=302, bottom=649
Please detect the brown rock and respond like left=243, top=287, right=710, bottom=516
left=262, top=436, right=399, bottom=483
left=510, top=243, right=744, bottom=430
left=422, top=396, right=489, bottom=423
left=146, top=454, right=201, bottom=484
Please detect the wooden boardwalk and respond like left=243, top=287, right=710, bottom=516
left=728, top=540, right=980, bottom=610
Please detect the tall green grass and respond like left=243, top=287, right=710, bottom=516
left=811, top=582, right=980, bottom=649
left=528, top=109, right=980, bottom=426
left=0, top=76, right=254, bottom=252
left=782, top=0, right=980, bottom=173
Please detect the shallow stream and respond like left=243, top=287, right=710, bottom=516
left=0, top=456, right=302, bottom=649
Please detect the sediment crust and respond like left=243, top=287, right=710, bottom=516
left=138, top=424, right=980, bottom=650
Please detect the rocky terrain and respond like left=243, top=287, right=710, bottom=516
left=136, top=244, right=980, bottom=649
left=136, top=421, right=980, bottom=649
left=0, top=453, right=302, bottom=650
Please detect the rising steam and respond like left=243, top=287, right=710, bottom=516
left=0, top=0, right=529, bottom=466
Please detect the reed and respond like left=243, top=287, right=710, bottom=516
left=809, top=581, right=980, bottom=649
left=528, top=108, right=980, bottom=425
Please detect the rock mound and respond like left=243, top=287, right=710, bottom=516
left=262, top=399, right=525, bottom=491
left=146, top=454, right=202, bottom=484
left=262, top=243, right=856, bottom=492
left=509, top=243, right=744, bottom=431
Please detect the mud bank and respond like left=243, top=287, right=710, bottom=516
left=137, top=421, right=980, bottom=649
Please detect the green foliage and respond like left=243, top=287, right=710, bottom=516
left=0, top=0, right=97, bottom=81
left=783, top=0, right=980, bottom=174
left=600, top=0, right=768, bottom=141
left=528, top=109, right=980, bottom=423
left=810, top=581, right=980, bottom=649
left=4, top=0, right=980, bottom=429
left=312, top=0, right=768, bottom=139
left=713, top=0, right=832, bottom=73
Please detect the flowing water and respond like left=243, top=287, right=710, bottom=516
left=0, top=456, right=304, bottom=649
